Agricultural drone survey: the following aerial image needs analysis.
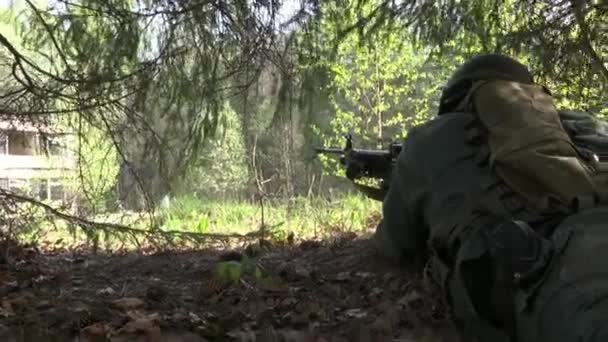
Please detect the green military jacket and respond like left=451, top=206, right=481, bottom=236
left=374, top=112, right=485, bottom=265
left=374, top=109, right=608, bottom=265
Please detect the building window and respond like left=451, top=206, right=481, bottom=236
left=8, top=179, right=29, bottom=195
left=30, top=178, right=49, bottom=200
left=49, top=136, right=65, bottom=156
left=0, top=132, right=7, bottom=155
left=8, top=131, right=35, bottom=156
left=49, top=179, right=65, bottom=201
left=39, top=134, right=66, bottom=156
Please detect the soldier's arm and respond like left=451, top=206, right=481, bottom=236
left=373, top=131, right=429, bottom=269
left=559, top=109, right=608, bottom=157
left=560, top=109, right=608, bottom=137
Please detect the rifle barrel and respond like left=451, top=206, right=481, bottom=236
left=314, top=147, right=344, bottom=154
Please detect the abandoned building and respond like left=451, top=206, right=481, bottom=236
left=0, top=118, right=75, bottom=202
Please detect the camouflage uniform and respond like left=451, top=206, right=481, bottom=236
left=374, top=54, right=608, bottom=341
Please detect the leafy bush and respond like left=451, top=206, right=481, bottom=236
left=177, top=103, right=250, bottom=199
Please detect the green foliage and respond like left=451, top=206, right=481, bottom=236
left=2, top=0, right=606, bottom=229
left=0, top=0, right=292, bottom=206
left=216, top=261, right=243, bottom=284
left=346, top=0, right=607, bottom=113
left=159, top=195, right=211, bottom=234
left=305, top=0, right=607, bottom=182
left=10, top=193, right=380, bottom=252
left=157, top=194, right=379, bottom=237
left=70, top=120, right=120, bottom=211
left=215, top=258, right=272, bottom=285
left=177, top=103, right=249, bottom=199
left=306, top=0, right=441, bottom=177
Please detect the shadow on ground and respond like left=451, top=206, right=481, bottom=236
left=0, top=234, right=460, bottom=342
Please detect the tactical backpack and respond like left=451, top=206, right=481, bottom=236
left=456, top=79, right=608, bottom=211
left=429, top=80, right=608, bottom=342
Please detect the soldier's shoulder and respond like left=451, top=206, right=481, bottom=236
left=407, top=112, right=474, bottom=143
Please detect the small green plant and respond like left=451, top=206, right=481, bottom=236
left=216, top=260, right=243, bottom=284
left=215, top=257, right=272, bottom=285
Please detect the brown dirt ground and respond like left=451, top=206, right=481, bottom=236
left=0, top=233, right=460, bottom=342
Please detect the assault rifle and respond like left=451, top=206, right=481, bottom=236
left=314, top=134, right=403, bottom=201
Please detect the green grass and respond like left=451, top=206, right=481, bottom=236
left=9, top=194, right=382, bottom=251
left=156, top=194, right=381, bottom=239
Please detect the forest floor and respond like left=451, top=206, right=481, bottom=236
left=0, top=231, right=461, bottom=342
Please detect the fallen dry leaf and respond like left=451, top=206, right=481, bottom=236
left=161, top=332, right=210, bottom=342
left=277, top=329, right=315, bottom=342
left=197, top=278, right=227, bottom=299
left=80, top=323, right=108, bottom=342
left=36, top=300, right=52, bottom=310
left=256, top=324, right=279, bottom=342
left=226, top=329, right=256, bottom=341
left=8, top=293, right=32, bottom=309
left=280, top=297, right=298, bottom=309
left=344, top=308, right=367, bottom=319
left=97, top=287, right=116, bottom=296
left=111, top=297, right=146, bottom=311
left=355, top=272, right=373, bottom=279
left=33, top=275, right=52, bottom=283
left=399, top=290, right=423, bottom=306
left=122, top=318, right=158, bottom=333
left=188, top=312, right=204, bottom=324
left=4, top=281, right=18, bottom=288
left=369, top=305, right=401, bottom=336
left=335, top=271, right=351, bottom=282
left=294, top=265, right=311, bottom=278
left=145, top=284, right=167, bottom=302
left=346, top=320, right=372, bottom=342
left=125, top=311, right=160, bottom=323
left=113, top=318, right=162, bottom=342
left=1, top=300, right=14, bottom=317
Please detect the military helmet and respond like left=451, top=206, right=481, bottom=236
left=438, top=54, right=534, bottom=115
